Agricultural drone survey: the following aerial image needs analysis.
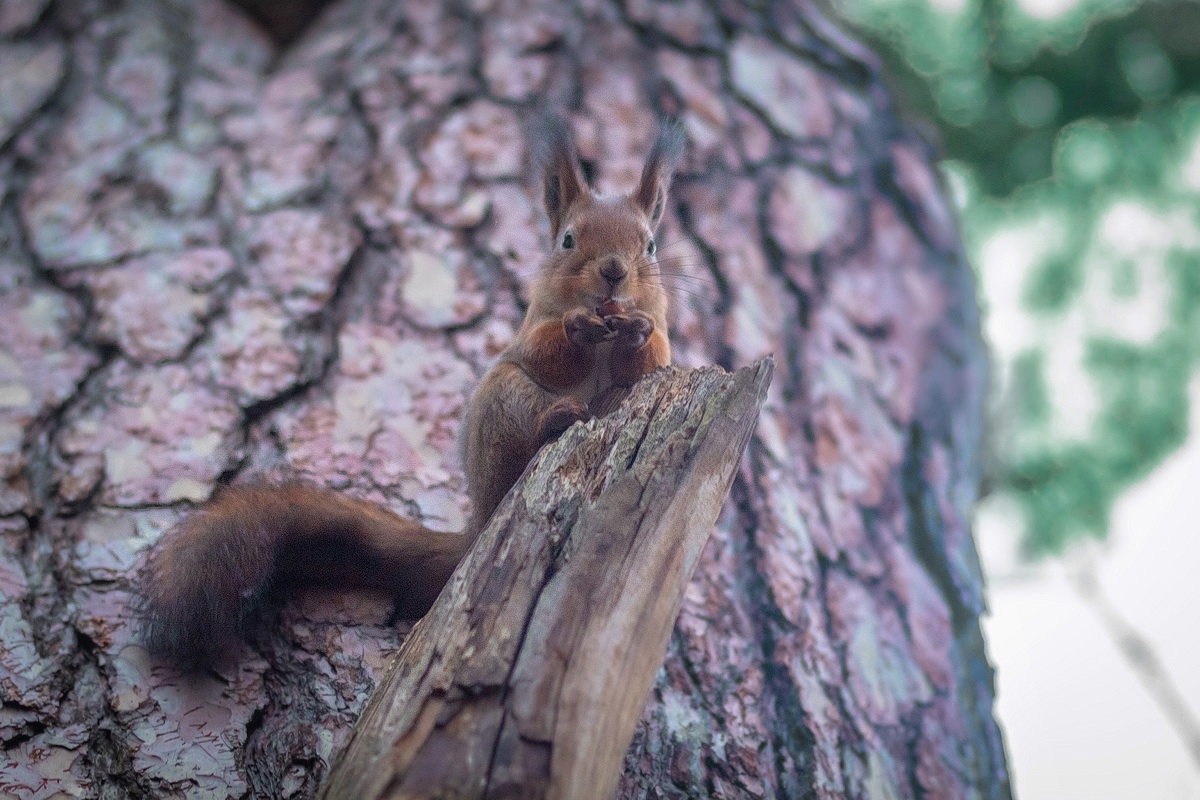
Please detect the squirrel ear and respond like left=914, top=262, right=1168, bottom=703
left=633, top=120, right=685, bottom=231
left=533, top=114, right=587, bottom=239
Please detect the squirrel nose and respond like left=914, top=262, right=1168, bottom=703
left=600, top=258, right=627, bottom=287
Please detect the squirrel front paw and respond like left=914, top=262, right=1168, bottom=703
left=564, top=308, right=614, bottom=348
left=535, top=396, right=590, bottom=442
left=603, top=310, right=654, bottom=350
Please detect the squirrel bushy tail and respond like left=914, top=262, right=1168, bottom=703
left=137, top=484, right=467, bottom=666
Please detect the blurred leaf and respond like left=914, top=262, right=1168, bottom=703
left=1023, top=255, right=1080, bottom=311
left=836, top=0, right=1200, bottom=556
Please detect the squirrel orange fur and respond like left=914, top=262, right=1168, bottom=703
left=137, top=116, right=684, bottom=666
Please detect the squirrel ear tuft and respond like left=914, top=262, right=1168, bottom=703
left=532, top=114, right=587, bottom=240
left=633, top=120, right=685, bottom=231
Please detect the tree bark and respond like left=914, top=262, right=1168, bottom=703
left=321, top=361, right=771, bottom=800
left=0, top=1, right=1009, bottom=799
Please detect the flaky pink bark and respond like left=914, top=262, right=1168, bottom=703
left=0, top=0, right=1007, bottom=797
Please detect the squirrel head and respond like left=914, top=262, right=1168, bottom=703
left=532, top=116, right=684, bottom=315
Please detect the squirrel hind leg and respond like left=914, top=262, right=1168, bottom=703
left=534, top=396, right=590, bottom=442
left=462, top=363, right=560, bottom=534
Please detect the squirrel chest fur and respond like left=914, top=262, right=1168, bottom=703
left=136, top=116, right=684, bottom=666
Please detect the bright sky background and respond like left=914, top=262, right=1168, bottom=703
left=977, top=293, right=1200, bottom=799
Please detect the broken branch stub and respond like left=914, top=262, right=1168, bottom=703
left=319, top=358, right=774, bottom=800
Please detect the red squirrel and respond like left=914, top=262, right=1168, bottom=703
left=137, top=116, right=684, bottom=665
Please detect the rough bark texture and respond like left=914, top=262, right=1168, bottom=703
left=0, top=1, right=1008, bottom=799
left=321, top=361, right=772, bottom=800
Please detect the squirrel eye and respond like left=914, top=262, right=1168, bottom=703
left=646, top=238, right=657, bottom=257
left=561, top=231, right=575, bottom=250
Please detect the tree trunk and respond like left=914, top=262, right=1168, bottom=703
left=0, top=1, right=1009, bottom=799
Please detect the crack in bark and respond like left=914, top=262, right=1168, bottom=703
left=1, top=0, right=1008, bottom=796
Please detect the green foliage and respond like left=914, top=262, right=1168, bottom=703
left=1022, top=255, right=1080, bottom=311
left=1087, top=338, right=1188, bottom=483
left=837, top=0, right=1200, bottom=556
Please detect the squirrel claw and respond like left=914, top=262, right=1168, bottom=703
left=603, top=311, right=654, bottom=350
left=565, top=308, right=613, bottom=347
left=535, top=397, right=590, bottom=442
